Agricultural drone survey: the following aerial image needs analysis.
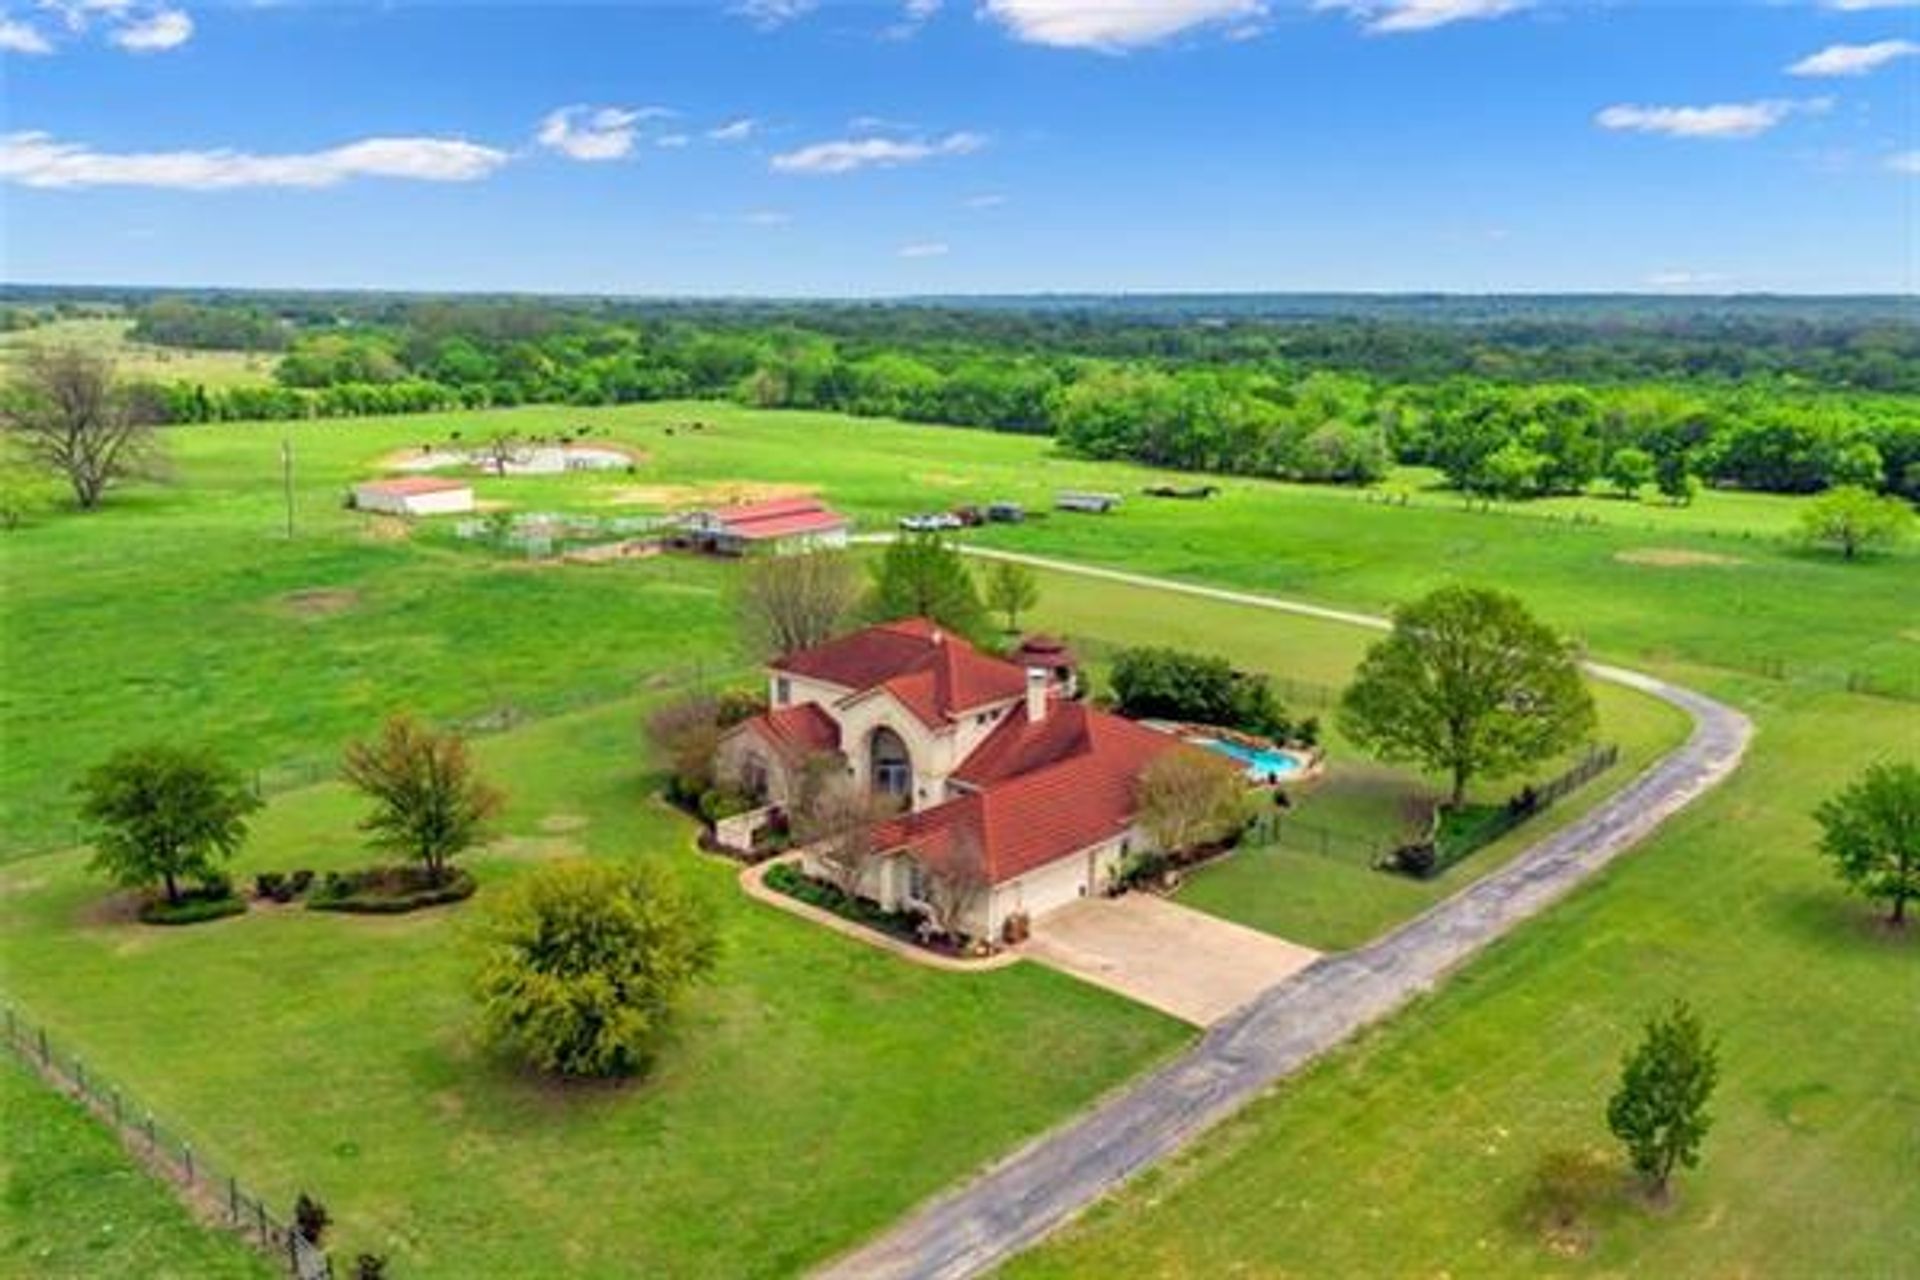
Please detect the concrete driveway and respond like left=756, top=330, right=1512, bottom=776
left=1025, top=894, right=1322, bottom=1027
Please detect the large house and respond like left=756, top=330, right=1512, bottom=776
left=717, top=618, right=1197, bottom=943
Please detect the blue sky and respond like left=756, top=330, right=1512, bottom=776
left=2, top=1, right=1915, bottom=294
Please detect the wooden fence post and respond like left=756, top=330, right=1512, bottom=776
left=183, top=1142, right=194, bottom=1186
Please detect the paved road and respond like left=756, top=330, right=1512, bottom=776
left=817, top=547, right=1753, bottom=1280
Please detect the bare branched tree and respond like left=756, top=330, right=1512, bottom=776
left=790, top=753, right=886, bottom=899
left=737, top=549, right=861, bottom=656
left=2, top=347, right=163, bottom=510
left=918, top=825, right=991, bottom=944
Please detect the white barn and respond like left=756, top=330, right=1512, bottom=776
left=352, top=477, right=476, bottom=517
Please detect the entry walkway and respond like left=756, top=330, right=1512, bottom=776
left=1025, top=894, right=1320, bottom=1027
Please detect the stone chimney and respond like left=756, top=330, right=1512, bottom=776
left=1025, top=667, right=1049, bottom=722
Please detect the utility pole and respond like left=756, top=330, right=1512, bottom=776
left=281, top=436, right=295, bottom=539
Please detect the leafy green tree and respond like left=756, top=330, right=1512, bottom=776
left=1605, top=446, right=1655, bottom=499
left=869, top=533, right=989, bottom=640
left=982, top=559, right=1040, bottom=633
left=1830, top=440, right=1885, bottom=489
left=76, top=744, right=259, bottom=905
left=1654, top=451, right=1698, bottom=506
left=1798, top=485, right=1914, bottom=561
left=1339, top=585, right=1595, bottom=807
left=1607, top=1001, right=1719, bottom=1201
left=1109, top=646, right=1291, bottom=738
left=341, top=715, right=503, bottom=884
left=1136, top=750, right=1249, bottom=856
left=1814, top=761, right=1920, bottom=925
left=1477, top=441, right=1550, bottom=501
left=474, top=859, right=719, bottom=1077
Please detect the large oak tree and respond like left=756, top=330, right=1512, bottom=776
left=1338, top=585, right=1595, bottom=807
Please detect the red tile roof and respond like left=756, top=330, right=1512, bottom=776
left=744, top=703, right=841, bottom=756
left=874, top=701, right=1194, bottom=885
left=774, top=618, right=1028, bottom=725
left=357, top=477, right=471, bottom=496
left=706, top=496, right=849, bottom=541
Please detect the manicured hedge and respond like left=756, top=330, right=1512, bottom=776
left=139, top=890, right=247, bottom=926
left=307, top=866, right=477, bottom=915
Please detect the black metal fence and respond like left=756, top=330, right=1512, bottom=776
left=1, top=1005, right=333, bottom=1280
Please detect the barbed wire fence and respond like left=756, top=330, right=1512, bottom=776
left=2, top=1004, right=334, bottom=1279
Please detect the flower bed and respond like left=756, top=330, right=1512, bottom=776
left=306, top=866, right=477, bottom=915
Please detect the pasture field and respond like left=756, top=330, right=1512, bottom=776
left=1, top=402, right=1914, bottom=1277
left=0, top=318, right=278, bottom=389
left=0, top=1055, right=269, bottom=1279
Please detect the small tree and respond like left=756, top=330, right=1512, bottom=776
left=1814, top=761, right=1920, bottom=926
left=1798, top=485, right=1913, bottom=561
left=341, top=716, right=502, bottom=885
left=869, top=532, right=989, bottom=640
left=790, top=754, right=886, bottom=899
left=474, top=858, right=719, bottom=1078
left=1, top=346, right=163, bottom=510
left=917, top=827, right=991, bottom=943
left=982, top=559, right=1040, bottom=634
left=1606, top=1001, right=1719, bottom=1201
left=1339, top=585, right=1596, bottom=808
left=1135, top=750, right=1247, bottom=857
left=1654, top=453, right=1697, bottom=507
left=738, top=548, right=860, bottom=656
left=1605, top=446, right=1654, bottom=499
left=644, top=694, right=724, bottom=802
left=75, top=744, right=259, bottom=905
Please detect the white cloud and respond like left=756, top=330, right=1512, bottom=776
left=108, top=5, right=189, bottom=50
left=733, top=0, right=814, bottom=28
left=771, top=130, right=984, bottom=174
left=1, top=130, right=510, bottom=189
left=982, top=0, right=1263, bottom=50
left=1888, top=150, right=1920, bottom=173
left=0, top=13, right=53, bottom=50
left=1595, top=98, right=1829, bottom=140
left=1319, top=0, right=1524, bottom=33
left=655, top=133, right=690, bottom=149
left=897, top=241, right=949, bottom=258
left=1788, top=39, right=1918, bottom=77
left=707, top=117, right=757, bottom=142
left=964, top=192, right=1007, bottom=208
left=1819, top=0, right=1917, bottom=9
left=741, top=209, right=792, bottom=225
left=536, top=105, right=657, bottom=161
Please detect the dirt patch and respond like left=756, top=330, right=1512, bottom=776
left=482, top=835, right=585, bottom=862
left=79, top=890, right=146, bottom=929
left=539, top=813, right=590, bottom=834
left=601, top=480, right=816, bottom=509
left=358, top=515, right=413, bottom=542
left=377, top=441, right=650, bottom=472
left=1614, top=547, right=1746, bottom=568
left=278, top=587, right=360, bottom=619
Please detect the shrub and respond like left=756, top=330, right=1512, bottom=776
left=138, top=886, right=246, bottom=925
left=307, top=865, right=477, bottom=915
left=1109, top=646, right=1293, bottom=739
left=293, top=1193, right=330, bottom=1246
left=698, top=786, right=755, bottom=823
left=253, top=871, right=287, bottom=901
left=474, top=859, right=719, bottom=1078
left=353, top=1254, right=388, bottom=1280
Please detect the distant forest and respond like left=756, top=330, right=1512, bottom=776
left=4, top=287, right=1917, bottom=500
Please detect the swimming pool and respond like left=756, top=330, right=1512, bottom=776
left=1188, top=736, right=1308, bottom=782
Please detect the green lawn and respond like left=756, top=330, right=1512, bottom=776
left=1020, top=566, right=1693, bottom=950
left=1, top=401, right=1913, bottom=1278
left=0, top=695, right=1186, bottom=1276
left=1008, top=683, right=1919, bottom=1279
left=0, top=1055, right=269, bottom=1280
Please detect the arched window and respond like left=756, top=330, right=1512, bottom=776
left=869, top=726, right=912, bottom=798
